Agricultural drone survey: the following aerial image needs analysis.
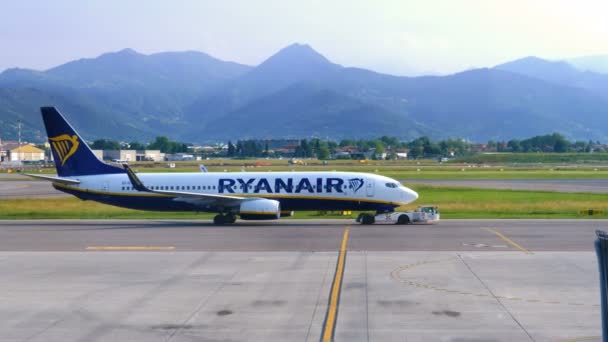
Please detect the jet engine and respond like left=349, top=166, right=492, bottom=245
left=239, top=199, right=280, bottom=220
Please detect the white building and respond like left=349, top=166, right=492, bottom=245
left=103, top=150, right=136, bottom=162
left=136, top=150, right=165, bottom=161
left=9, top=145, right=45, bottom=161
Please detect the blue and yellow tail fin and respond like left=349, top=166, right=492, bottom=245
left=41, top=107, right=125, bottom=177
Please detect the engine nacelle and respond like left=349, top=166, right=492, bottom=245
left=239, top=199, right=280, bottom=220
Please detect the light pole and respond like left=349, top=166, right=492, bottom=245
left=17, top=119, right=22, bottom=161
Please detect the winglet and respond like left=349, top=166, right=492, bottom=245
left=122, top=164, right=150, bottom=192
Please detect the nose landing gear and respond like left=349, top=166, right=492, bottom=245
left=357, top=213, right=376, bottom=225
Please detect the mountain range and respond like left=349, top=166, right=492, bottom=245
left=1, top=44, right=608, bottom=143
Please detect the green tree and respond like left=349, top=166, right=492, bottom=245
left=264, top=141, right=270, bottom=157
left=372, top=140, right=385, bottom=158
left=316, top=141, right=330, bottom=160
left=129, top=141, right=146, bottom=150
left=227, top=141, right=236, bottom=157
left=507, top=139, right=521, bottom=152
left=553, top=135, right=569, bottom=152
left=339, top=139, right=356, bottom=148
left=148, top=136, right=188, bottom=153
left=91, top=139, right=120, bottom=150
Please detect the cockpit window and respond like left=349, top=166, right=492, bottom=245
left=385, top=183, right=399, bottom=188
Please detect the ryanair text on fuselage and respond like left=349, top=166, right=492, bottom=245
left=218, top=177, right=364, bottom=194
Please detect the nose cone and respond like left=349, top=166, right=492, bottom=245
left=403, top=187, right=419, bottom=204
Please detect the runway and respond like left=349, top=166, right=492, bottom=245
left=0, top=174, right=68, bottom=198
left=0, top=219, right=603, bottom=341
left=3, top=174, right=608, bottom=200
left=0, top=219, right=602, bottom=251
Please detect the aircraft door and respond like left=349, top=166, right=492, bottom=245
left=366, top=179, right=374, bottom=197
left=101, top=182, right=109, bottom=192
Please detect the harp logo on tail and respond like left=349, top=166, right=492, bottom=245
left=50, top=134, right=80, bottom=166
left=348, top=178, right=364, bottom=193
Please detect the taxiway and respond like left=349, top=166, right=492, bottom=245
left=0, top=219, right=602, bottom=341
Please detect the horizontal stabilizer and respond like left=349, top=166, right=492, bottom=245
left=24, top=174, right=81, bottom=185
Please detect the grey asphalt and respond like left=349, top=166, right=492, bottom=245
left=0, top=219, right=603, bottom=341
left=0, top=219, right=602, bottom=251
left=0, top=180, right=69, bottom=198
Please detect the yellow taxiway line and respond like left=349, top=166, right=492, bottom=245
left=482, top=227, right=531, bottom=254
left=322, top=226, right=350, bottom=342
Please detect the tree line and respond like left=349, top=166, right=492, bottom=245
left=89, top=132, right=604, bottom=159
left=90, top=136, right=189, bottom=154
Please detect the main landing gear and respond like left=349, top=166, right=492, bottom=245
left=213, top=213, right=237, bottom=225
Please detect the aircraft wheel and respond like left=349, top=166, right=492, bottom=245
left=356, top=213, right=365, bottom=223
left=361, top=214, right=375, bottom=225
left=225, top=214, right=237, bottom=224
left=213, top=214, right=225, bottom=225
left=397, top=214, right=410, bottom=225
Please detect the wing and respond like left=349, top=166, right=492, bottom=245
left=122, top=164, right=249, bottom=207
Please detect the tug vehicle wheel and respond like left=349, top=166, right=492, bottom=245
left=361, top=214, right=375, bottom=225
left=397, top=214, right=410, bottom=225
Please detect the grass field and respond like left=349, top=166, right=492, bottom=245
left=9, top=162, right=608, bottom=180
left=4, top=157, right=608, bottom=220
left=1, top=186, right=606, bottom=220
left=409, top=185, right=608, bottom=219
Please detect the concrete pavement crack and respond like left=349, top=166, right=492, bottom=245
left=457, top=253, right=535, bottom=342
left=304, top=254, right=333, bottom=342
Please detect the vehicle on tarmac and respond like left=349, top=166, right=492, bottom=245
left=27, top=107, right=420, bottom=225
left=356, top=206, right=440, bottom=225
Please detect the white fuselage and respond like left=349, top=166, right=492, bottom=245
left=54, top=171, right=418, bottom=213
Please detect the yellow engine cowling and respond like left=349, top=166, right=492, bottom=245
left=239, top=199, right=280, bottom=220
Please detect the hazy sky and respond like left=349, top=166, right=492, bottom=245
left=1, top=0, right=607, bottom=75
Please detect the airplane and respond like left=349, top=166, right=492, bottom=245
left=27, top=107, right=419, bottom=225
